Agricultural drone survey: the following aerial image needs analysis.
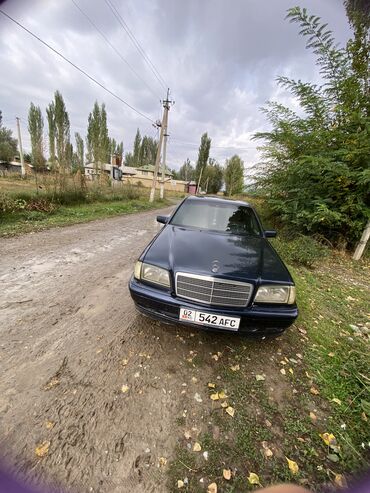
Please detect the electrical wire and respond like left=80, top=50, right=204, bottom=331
left=104, top=0, right=168, bottom=92
left=169, top=138, right=257, bottom=151
left=71, top=0, right=161, bottom=101
left=0, top=8, right=156, bottom=124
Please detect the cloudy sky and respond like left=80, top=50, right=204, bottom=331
left=0, top=0, right=352, bottom=171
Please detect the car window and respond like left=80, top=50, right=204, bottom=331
left=170, top=201, right=262, bottom=236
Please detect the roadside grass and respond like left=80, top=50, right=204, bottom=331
left=168, top=249, right=369, bottom=492
left=0, top=198, right=168, bottom=236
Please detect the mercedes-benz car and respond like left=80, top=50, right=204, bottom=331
left=129, top=196, right=298, bottom=336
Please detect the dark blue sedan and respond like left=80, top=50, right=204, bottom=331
left=129, top=196, right=298, bottom=336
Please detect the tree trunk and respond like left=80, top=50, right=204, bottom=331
left=353, top=220, right=370, bottom=260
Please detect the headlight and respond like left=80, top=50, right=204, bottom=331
left=134, top=261, right=170, bottom=287
left=255, top=285, right=296, bottom=304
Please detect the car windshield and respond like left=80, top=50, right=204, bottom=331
left=170, top=200, right=262, bottom=236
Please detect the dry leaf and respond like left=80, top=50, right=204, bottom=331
left=211, top=354, right=219, bottom=361
left=194, top=393, right=203, bottom=403
left=208, top=383, right=216, bottom=389
left=44, top=377, right=60, bottom=390
left=184, top=430, right=191, bottom=440
left=230, top=364, right=240, bottom=371
left=193, top=442, right=202, bottom=452
left=289, top=368, right=294, bottom=375
left=177, top=479, right=184, bottom=488
left=121, top=358, right=128, bottom=366
left=334, top=474, right=347, bottom=489
left=221, top=401, right=228, bottom=408
left=121, top=384, right=130, bottom=393
left=256, top=374, right=265, bottom=381
left=191, top=377, right=198, bottom=383
left=218, top=390, right=228, bottom=399
left=225, top=406, right=235, bottom=417
left=210, top=392, right=220, bottom=401
left=223, top=469, right=231, bottom=480
left=261, top=441, right=273, bottom=457
left=309, top=411, right=317, bottom=421
left=328, top=352, right=335, bottom=357
left=247, top=472, right=261, bottom=486
left=159, top=457, right=167, bottom=467
left=207, top=483, right=218, bottom=493
left=35, top=441, right=50, bottom=458
left=45, top=420, right=55, bottom=430
left=332, top=398, right=342, bottom=405
left=320, top=433, right=340, bottom=452
left=310, top=386, right=320, bottom=395
left=286, top=457, right=299, bottom=474
left=280, top=368, right=286, bottom=375
left=203, top=451, right=209, bottom=460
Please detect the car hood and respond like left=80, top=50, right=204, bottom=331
left=142, top=225, right=293, bottom=284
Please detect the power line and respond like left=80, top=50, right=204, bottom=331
left=71, top=0, right=161, bottom=101
left=0, top=8, right=156, bottom=124
left=104, top=0, right=168, bottom=92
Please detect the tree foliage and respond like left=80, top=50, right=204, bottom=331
left=74, top=132, right=84, bottom=169
left=0, top=111, right=17, bottom=162
left=202, top=158, right=223, bottom=193
left=28, top=103, right=45, bottom=169
left=253, top=6, right=370, bottom=247
left=47, top=91, right=70, bottom=169
left=86, top=101, right=110, bottom=165
left=224, top=155, right=244, bottom=196
left=178, top=158, right=195, bottom=181
left=195, top=133, right=211, bottom=179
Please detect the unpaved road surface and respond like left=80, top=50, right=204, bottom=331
left=0, top=208, right=289, bottom=493
left=0, top=207, right=225, bottom=493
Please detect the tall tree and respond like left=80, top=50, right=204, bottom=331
left=202, top=158, right=223, bottom=193
left=195, top=133, right=211, bottom=179
left=75, top=132, right=84, bottom=169
left=54, top=91, right=70, bottom=168
left=133, top=128, right=141, bottom=166
left=178, top=158, right=195, bottom=181
left=46, top=103, right=56, bottom=166
left=224, top=155, right=244, bottom=196
left=86, top=101, right=110, bottom=165
left=28, top=103, right=45, bottom=170
left=253, top=6, right=369, bottom=247
left=0, top=111, right=17, bottom=162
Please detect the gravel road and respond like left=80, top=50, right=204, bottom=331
left=0, top=207, right=220, bottom=493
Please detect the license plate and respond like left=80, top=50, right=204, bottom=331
left=179, top=308, right=240, bottom=331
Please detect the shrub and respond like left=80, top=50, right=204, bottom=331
left=273, top=235, right=329, bottom=268
left=25, top=198, right=57, bottom=213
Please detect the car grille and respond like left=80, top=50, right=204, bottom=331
left=176, top=273, right=253, bottom=307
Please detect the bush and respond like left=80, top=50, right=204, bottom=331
left=273, top=234, right=329, bottom=268
left=0, top=193, right=26, bottom=214
left=25, top=198, right=57, bottom=213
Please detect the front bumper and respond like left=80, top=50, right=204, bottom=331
left=129, top=277, right=298, bottom=336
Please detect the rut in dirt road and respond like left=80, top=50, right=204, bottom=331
left=0, top=206, right=212, bottom=493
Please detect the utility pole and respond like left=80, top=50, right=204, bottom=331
left=160, top=106, right=169, bottom=199
left=196, top=166, right=204, bottom=194
left=149, top=88, right=174, bottom=203
left=16, top=117, right=26, bottom=177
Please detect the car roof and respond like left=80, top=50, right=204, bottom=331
left=185, top=195, right=252, bottom=207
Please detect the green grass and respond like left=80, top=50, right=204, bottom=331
left=0, top=198, right=168, bottom=236
left=168, top=245, right=369, bottom=492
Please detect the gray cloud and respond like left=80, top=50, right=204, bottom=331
left=0, top=0, right=351, bottom=168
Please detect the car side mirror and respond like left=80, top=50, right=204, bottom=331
left=264, top=230, right=277, bottom=238
left=157, top=215, right=169, bottom=224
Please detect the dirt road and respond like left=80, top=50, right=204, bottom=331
left=0, top=206, right=198, bottom=493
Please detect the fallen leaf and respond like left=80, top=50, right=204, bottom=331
left=310, top=386, right=320, bottom=395
left=334, top=474, right=347, bottom=489
left=328, top=352, right=335, bottom=357
left=184, top=430, right=191, bottom=439
left=207, top=483, right=217, bottom=493
left=221, top=401, right=228, bottom=408
left=191, top=377, right=198, bottom=383
left=247, top=472, right=261, bottom=486
left=361, top=412, right=368, bottom=422
left=320, top=433, right=340, bottom=452
left=265, top=419, right=272, bottom=427
left=177, top=479, right=184, bottom=488
left=203, top=451, right=209, bottom=460
left=230, top=364, right=240, bottom=371
left=297, top=437, right=305, bottom=443
left=289, top=368, right=294, bottom=375
left=194, top=393, right=203, bottom=403
left=35, top=441, right=50, bottom=458
left=44, top=377, right=60, bottom=390
left=309, top=411, right=317, bottom=421
left=256, top=374, right=265, bottom=381
left=208, top=383, right=216, bottom=389
left=210, top=392, right=220, bottom=401
left=121, top=384, right=130, bottom=393
left=211, top=354, right=219, bottom=361
left=280, top=368, right=286, bottom=375
left=223, top=469, right=232, bottom=480
left=218, top=390, right=228, bottom=399
left=45, top=420, right=55, bottom=430
left=225, top=406, right=235, bottom=417
left=193, top=442, right=202, bottom=452
left=327, top=453, right=340, bottom=462
left=286, top=457, right=299, bottom=475
left=332, top=398, right=342, bottom=406
left=261, top=441, right=273, bottom=457
left=121, top=359, right=128, bottom=366
left=159, top=457, right=167, bottom=467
